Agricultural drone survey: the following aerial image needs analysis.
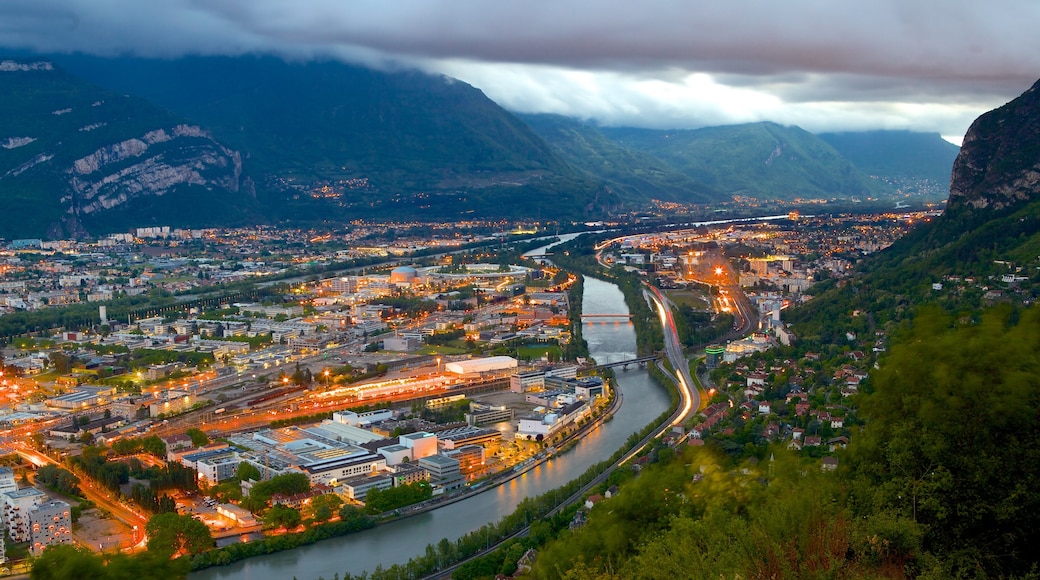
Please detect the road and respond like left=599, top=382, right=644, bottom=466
left=16, top=444, right=148, bottom=551
left=424, top=288, right=699, bottom=580
left=643, top=286, right=700, bottom=426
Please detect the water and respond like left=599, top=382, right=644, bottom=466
left=192, top=279, right=670, bottom=580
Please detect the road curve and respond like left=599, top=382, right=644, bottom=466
left=643, top=285, right=700, bottom=425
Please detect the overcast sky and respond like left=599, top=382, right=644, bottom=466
left=3, top=1, right=1038, bottom=143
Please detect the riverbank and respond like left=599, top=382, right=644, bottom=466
left=190, top=276, right=671, bottom=580
left=369, top=378, right=624, bottom=526
left=189, top=304, right=624, bottom=574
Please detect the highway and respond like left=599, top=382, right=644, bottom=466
left=643, top=285, right=700, bottom=425
left=16, top=443, right=148, bottom=551
left=424, top=286, right=701, bottom=580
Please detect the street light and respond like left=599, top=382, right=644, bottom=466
left=324, top=369, right=331, bottom=390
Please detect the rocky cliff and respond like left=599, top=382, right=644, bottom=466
left=948, top=78, right=1040, bottom=211
left=0, top=59, right=252, bottom=238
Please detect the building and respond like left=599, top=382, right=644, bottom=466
left=194, top=450, right=243, bottom=484
left=0, top=467, right=17, bottom=496
left=3, top=487, right=46, bottom=542
left=299, top=452, right=387, bottom=486
left=443, top=444, right=485, bottom=475
left=517, top=400, right=590, bottom=441
left=388, top=463, right=429, bottom=487
left=435, top=426, right=502, bottom=450
left=341, top=473, right=393, bottom=502
left=30, top=500, right=73, bottom=555
left=333, top=409, right=394, bottom=428
left=371, top=443, right=407, bottom=466
left=704, top=345, right=726, bottom=369
left=445, top=356, right=517, bottom=375
left=510, top=370, right=545, bottom=393
left=399, top=431, right=438, bottom=459
left=383, top=336, right=421, bottom=352
left=216, top=503, right=258, bottom=527
left=418, top=455, right=464, bottom=491
left=465, top=404, right=514, bottom=426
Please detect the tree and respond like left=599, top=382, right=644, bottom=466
left=30, top=545, right=107, bottom=580
left=48, top=351, right=73, bottom=374
left=265, top=504, right=301, bottom=530
left=236, top=461, right=262, bottom=482
left=145, top=513, right=213, bottom=557
left=185, top=428, right=209, bottom=447
left=309, top=493, right=343, bottom=523
left=846, top=305, right=1040, bottom=578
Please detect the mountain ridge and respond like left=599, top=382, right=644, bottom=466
left=0, top=58, right=258, bottom=239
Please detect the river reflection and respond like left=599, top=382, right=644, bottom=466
left=191, top=275, right=670, bottom=580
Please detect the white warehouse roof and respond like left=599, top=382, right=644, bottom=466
left=445, top=356, right=518, bottom=375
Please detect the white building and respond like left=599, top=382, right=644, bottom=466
left=30, top=500, right=72, bottom=555
left=3, top=487, right=45, bottom=542
left=333, top=409, right=394, bottom=428
left=0, top=467, right=17, bottom=496
left=399, top=432, right=438, bottom=460
left=445, top=356, right=517, bottom=375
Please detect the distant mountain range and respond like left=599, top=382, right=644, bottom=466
left=0, top=55, right=962, bottom=238
left=788, top=77, right=1040, bottom=342
left=599, top=122, right=886, bottom=201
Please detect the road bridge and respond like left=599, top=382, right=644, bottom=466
left=588, top=355, right=661, bottom=370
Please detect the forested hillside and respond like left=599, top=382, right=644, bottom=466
left=524, top=305, right=1040, bottom=579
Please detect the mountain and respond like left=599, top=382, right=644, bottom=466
left=0, top=59, right=257, bottom=239
left=601, top=122, right=888, bottom=201
left=819, top=130, right=959, bottom=201
left=818, top=130, right=960, bottom=182
left=947, top=78, right=1040, bottom=212
left=51, top=55, right=616, bottom=224
left=519, top=114, right=718, bottom=204
left=787, top=79, right=1040, bottom=342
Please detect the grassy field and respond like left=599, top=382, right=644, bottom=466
left=517, top=344, right=563, bottom=361
left=663, top=288, right=712, bottom=310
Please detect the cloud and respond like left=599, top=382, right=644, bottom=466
left=1, top=0, right=1036, bottom=137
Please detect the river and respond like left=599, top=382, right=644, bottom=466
left=192, top=238, right=671, bottom=580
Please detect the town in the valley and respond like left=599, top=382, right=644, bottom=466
left=0, top=207, right=1028, bottom=570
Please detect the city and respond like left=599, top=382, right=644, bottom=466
left=0, top=209, right=982, bottom=575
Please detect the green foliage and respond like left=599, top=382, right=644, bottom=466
left=185, top=428, right=210, bottom=447
left=110, top=435, right=167, bottom=458
left=31, top=545, right=191, bottom=580
left=520, top=113, right=716, bottom=205
left=243, top=472, right=311, bottom=512
left=55, top=55, right=614, bottom=226
left=601, top=122, right=888, bottom=201
left=236, top=461, right=262, bottom=482
left=69, top=446, right=129, bottom=492
left=265, top=504, right=302, bottom=530
left=363, top=481, right=433, bottom=514
left=189, top=508, right=376, bottom=571
left=845, top=304, right=1040, bottom=578
left=309, top=493, right=343, bottom=523
left=145, top=512, right=214, bottom=557
left=419, top=399, right=470, bottom=424
left=35, top=464, right=82, bottom=497
left=819, top=130, right=960, bottom=183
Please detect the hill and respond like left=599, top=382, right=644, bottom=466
left=818, top=130, right=960, bottom=182
left=0, top=59, right=257, bottom=239
left=819, top=130, right=960, bottom=203
left=516, top=77, right=1040, bottom=580
left=787, top=80, right=1040, bottom=342
left=51, top=55, right=616, bottom=224
left=601, top=122, right=889, bottom=201
left=519, top=114, right=718, bottom=204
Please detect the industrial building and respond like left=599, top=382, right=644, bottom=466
left=419, top=454, right=464, bottom=491
left=445, top=356, right=517, bottom=375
